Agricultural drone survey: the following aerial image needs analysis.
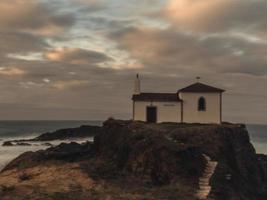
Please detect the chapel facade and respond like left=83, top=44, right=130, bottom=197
left=132, top=75, right=225, bottom=124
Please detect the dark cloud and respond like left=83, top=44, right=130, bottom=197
left=0, top=0, right=75, bottom=36
left=44, top=47, right=113, bottom=65
left=110, top=26, right=267, bottom=76
left=81, top=16, right=135, bottom=31
left=0, top=0, right=265, bottom=122
left=0, top=31, right=49, bottom=55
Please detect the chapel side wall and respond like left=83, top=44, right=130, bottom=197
left=133, top=101, right=181, bottom=123
left=180, top=92, right=221, bottom=124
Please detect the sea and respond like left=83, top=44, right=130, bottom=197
left=0, top=121, right=266, bottom=171
left=0, top=121, right=102, bottom=170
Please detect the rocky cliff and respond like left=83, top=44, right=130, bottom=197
left=2, top=125, right=102, bottom=146
left=0, top=119, right=266, bottom=200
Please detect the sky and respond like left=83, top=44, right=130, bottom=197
left=0, top=0, right=267, bottom=123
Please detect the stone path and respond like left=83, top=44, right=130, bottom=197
left=195, top=154, right=218, bottom=200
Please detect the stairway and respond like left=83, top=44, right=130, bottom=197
left=195, top=154, right=218, bottom=200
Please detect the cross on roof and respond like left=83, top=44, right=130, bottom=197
left=196, top=76, right=201, bottom=82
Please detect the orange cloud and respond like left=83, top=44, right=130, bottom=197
left=165, top=0, right=232, bottom=31
left=164, top=0, right=267, bottom=33
left=44, top=47, right=112, bottom=65
left=53, top=80, right=89, bottom=90
left=0, top=67, right=26, bottom=76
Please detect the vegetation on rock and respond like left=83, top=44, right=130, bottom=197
left=0, top=119, right=266, bottom=200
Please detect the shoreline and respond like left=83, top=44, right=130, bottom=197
left=0, top=119, right=266, bottom=200
left=0, top=137, right=94, bottom=171
left=0, top=122, right=266, bottom=171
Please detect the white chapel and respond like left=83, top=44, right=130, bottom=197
left=132, top=75, right=225, bottom=124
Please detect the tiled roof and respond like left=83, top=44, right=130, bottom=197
left=132, top=93, right=182, bottom=102
left=178, top=82, right=225, bottom=93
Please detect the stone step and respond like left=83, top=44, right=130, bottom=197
left=205, top=166, right=217, bottom=170
left=199, top=177, right=209, bottom=181
left=199, top=182, right=209, bottom=186
left=196, top=193, right=209, bottom=198
left=203, top=171, right=213, bottom=175
left=196, top=154, right=218, bottom=200
left=196, top=192, right=210, bottom=199
left=206, top=165, right=217, bottom=170
left=202, top=174, right=213, bottom=178
left=196, top=194, right=208, bottom=200
left=203, top=154, right=211, bottom=161
left=205, top=169, right=216, bottom=173
left=199, top=183, right=209, bottom=187
left=196, top=191, right=210, bottom=196
left=203, top=170, right=215, bottom=174
left=207, top=163, right=218, bottom=167
left=199, top=181, right=209, bottom=185
left=198, top=190, right=211, bottom=195
left=203, top=171, right=212, bottom=174
left=199, top=179, right=209, bottom=183
left=199, top=186, right=211, bottom=190
left=207, top=163, right=217, bottom=167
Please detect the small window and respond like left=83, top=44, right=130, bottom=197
left=198, top=97, right=206, bottom=111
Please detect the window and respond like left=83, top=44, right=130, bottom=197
left=198, top=97, right=206, bottom=111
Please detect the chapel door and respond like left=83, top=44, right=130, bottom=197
left=146, top=106, right=157, bottom=123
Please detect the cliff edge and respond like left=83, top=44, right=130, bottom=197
left=0, top=119, right=266, bottom=200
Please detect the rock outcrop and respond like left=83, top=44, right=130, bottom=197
left=2, top=141, right=13, bottom=146
left=2, top=142, right=93, bottom=171
left=2, top=125, right=102, bottom=146
left=33, top=125, right=102, bottom=141
left=0, top=119, right=266, bottom=200
left=168, top=123, right=266, bottom=200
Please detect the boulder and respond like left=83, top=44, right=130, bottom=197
left=16, top=142, right=31, bottom=146
left=42, top=142, right=53, bottom=147
left=33, top=125, right=102, bottom=141
left=2, top=141, right=13, bottom=146
left=2, top=142, right=93, bottom=171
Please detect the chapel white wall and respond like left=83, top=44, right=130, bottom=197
left=180, top=92, right=221, bottom=124
left=133, top=101, right=181, bottom=123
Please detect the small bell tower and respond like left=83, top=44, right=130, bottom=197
left=134, top=74, right=141, bottom=94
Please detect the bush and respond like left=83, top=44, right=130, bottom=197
left=0, top=185, right=15, bottom=192
left=19, top=172, right=32, bottom=182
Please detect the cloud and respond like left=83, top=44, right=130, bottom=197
left=44, top=47, right=113, bottom=65
left=52, top=80, right=90, bottom=90
left=0, top=0, right=75, bottom=36
left=111, top=26, right=267, bottom=76
left=164, top=0, right=267, bottom=33
left=0, top=0, right=265, bottom=122
left=0, top=31, right=49, bottom=55
left=0, top=67, right=26, bottom=76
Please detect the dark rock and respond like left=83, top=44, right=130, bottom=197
left=33, top=125, right=102, bottom=141
left=2, top=119, right=267, bottom=199
left=168, top=123, right=266, bottom=200
left=42, top=142, right=53, bottom=147
left=2, top=142, right=93, bottom=171
left=16, top=142, right=31, bottom=146
left=18, top=172, right=32, bottom=182
left=4, top=125, right=102, bottom=144
left=2, top=141, right=32, bottom=146
left=93, top=119, right=205, bottom=185
left=2, top=141, right=13, bottom=146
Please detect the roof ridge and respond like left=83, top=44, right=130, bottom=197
left=178, top=82, right=225, bottom=93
